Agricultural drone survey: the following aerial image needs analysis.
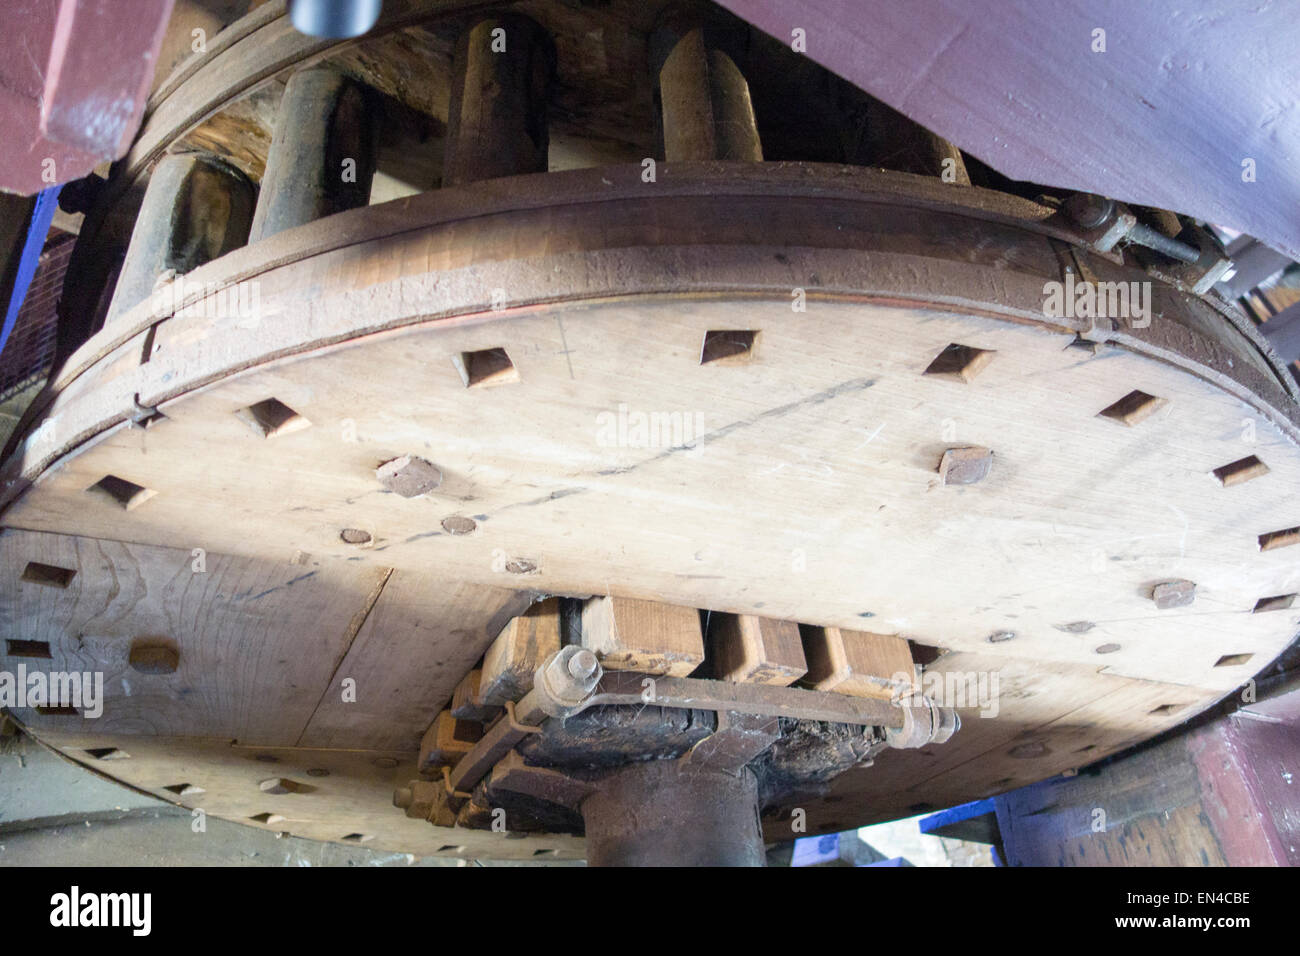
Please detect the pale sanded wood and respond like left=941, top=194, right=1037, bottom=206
left=580, top=596, right=705, bottom=676
left=6, top=168, right=1300, bottom=848
left=708, top=613, right=806, bottom=685
left=0, top=527, right=387, bottom=745
left=296, top=572, right=525, bottom=751
left=801, top=627, right=915, bottom=700
left=478, top=598, right=561, bottom=706
left=9, top=298, right=1300, bottom=692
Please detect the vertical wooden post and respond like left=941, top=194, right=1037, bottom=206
left=656, top=25, right=762, bottom=161
left=249, top=67, right=376, bottom=242
left=443, top=15, right=554, bottom=187
left=105, top=152, right=254, bottom=325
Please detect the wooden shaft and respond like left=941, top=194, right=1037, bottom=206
left=443, top=15, right=554, bottom=187
left=658, top=27, right=763, bottom=161
left=582, top=761, right=765, bottom=866
left=248, top=67, right=376, bottom=243
left=105, top=152, right=254, bottom=326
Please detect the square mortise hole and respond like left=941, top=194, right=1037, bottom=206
left=1259, top=527, right=1300, bottom=552
left=6, top=639, right=51, bottom=659
left=436, top=844, right=466, bottom=854
left=163, top=782, right=204, bottom=796
left=249, top=812, right=284, bottom=825
left=922, top=343, right=995, bottom=382
left=85, top=747, right=128, bottom=759
left=235, top=398, right=311, bottom=438
left=341, top=833, right=374, bottom=843
left=86, top=475, right=155, bottom=511
left=1213, top=455, right=1270, bottom=486
left=454, top=348, right=518, bottom=387
left=1214, top=653, right=1254, bottom=668
left=700, top=329, right=758, bottom=365
left=1148, top=704, right=1181, bottom=716
left=21, top=561, right=76, bottom=589
left=1097, top=390, right=1167, bottom=426
left=1253, top=593, right=1297, bottom=613
left=533, top=848, right=558, bottom=857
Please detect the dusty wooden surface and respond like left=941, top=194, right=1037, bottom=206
left=5, top=73, right=1298, bottom=852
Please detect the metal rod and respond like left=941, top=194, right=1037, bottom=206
left=580, top=671, right=908, bottom=727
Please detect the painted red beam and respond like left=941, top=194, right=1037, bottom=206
left=722, top=0, right=1300, bottom=260
left=0, top=0, right=173, bottom=195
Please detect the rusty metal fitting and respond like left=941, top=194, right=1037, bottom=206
left=1064, top=192, right=1116, bottom=230
left=531, top=646, right=602, bottom=717
left=393, top=779, right=442, bottom=820
left=1066, top=191, right=1201, bottom=263
left=884, top=697, right=960, bottom=749
left=931, top=705, right=961, bottom=744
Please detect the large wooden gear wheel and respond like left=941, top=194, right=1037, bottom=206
left=2, top=0, right=1297, bottom=863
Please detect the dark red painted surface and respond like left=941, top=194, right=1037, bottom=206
left=724, top=0, right=1300, bottom=260
left=1187, top=710, right=1298, bottom=866
left=0, top=0, right=172, bottom=195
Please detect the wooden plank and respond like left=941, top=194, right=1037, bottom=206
left=0, top=528, right=387, bottom=745
left=708, top=612, right=806, bottom=685
left=33, top=731, right=583, bottom=860
left=10, top=292, right=1299, bottom=692
left=417, top=710, right=483, bottom=772
left=449, top=668, right=499, bottom=723
left=478, top=598, right=562, bottom=706
left=295, top=573, right=526, bottom=751
left=580, top=596, right=705, bottom=677
left=801, top=626, right=915, bottom=700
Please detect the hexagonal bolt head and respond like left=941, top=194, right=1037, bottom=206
left=939, top=446, right=993, bottom=485
left=568, top=648, right=599, bottom=680
left=932, top=708, right=961, bottom=744
left=542, top=646, right=602, bottom=706
left=376, top=455, right=443, bottom=498
left=1152, top=579, right=1196, bottom=609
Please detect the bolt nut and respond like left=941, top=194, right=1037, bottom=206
left=568, top=649, right=599, bottom=680
left=1065, top=192, right=1116, bottom=230
left=538, top=645, right=603, bottom=713
left=932, top=708, right=960, bottom=744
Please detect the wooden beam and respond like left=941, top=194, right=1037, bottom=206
left=801, top=627, right=915, bottom=700
left=708, top=613, right=806, bottom=685
left=478, top=598, right=562, bottom=706
left=580, top=596, right=705, bottom=677
left=449, top=668, right=499, bottom=723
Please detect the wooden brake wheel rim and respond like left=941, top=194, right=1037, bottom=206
left=2, top=0, right=1297, bottom=861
